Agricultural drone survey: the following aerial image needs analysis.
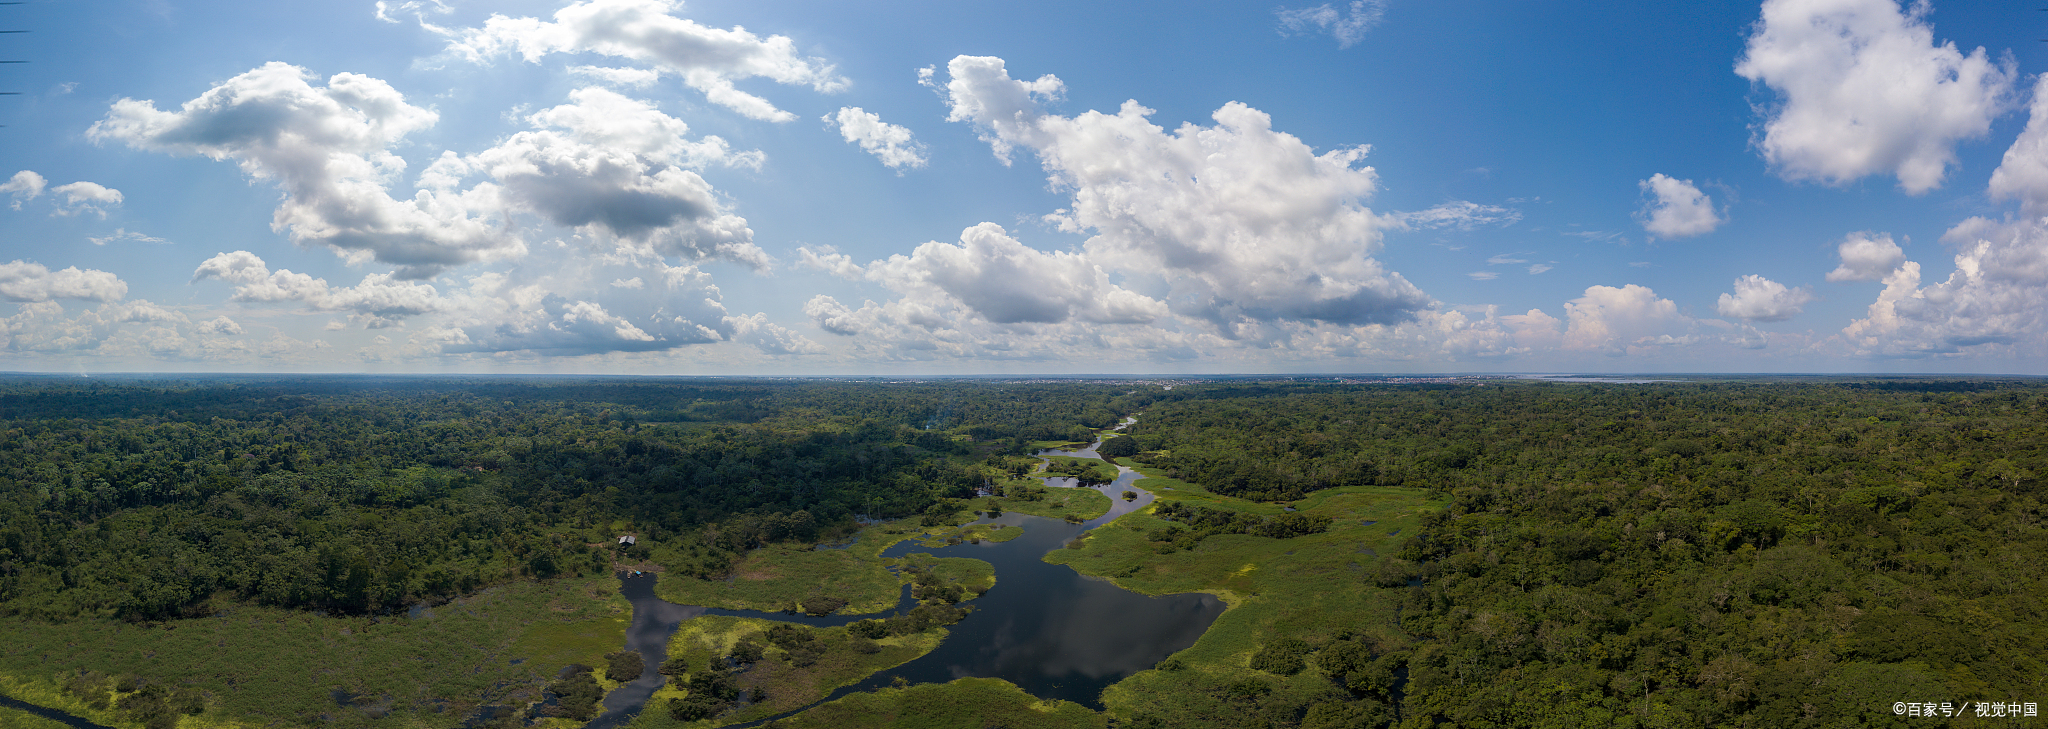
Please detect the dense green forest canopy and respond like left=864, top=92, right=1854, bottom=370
left=1, top=374, right=2044, bottom=729
left=0, top=376, right=1152, bottom=620
left=1116, top=378, right=2048, bottom=727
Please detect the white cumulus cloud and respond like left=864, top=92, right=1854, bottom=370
left=1636, top=173, right=1721, bottom=238
left=1563, top=284, right=1693, bottom=354
left=1735, top=0, right=2016, bottom=194
left=1826, top=231, right=1907, bottom=282
left=862, top=223, right=1167, bottom=326
left=1839, top=73, right=2048, bottom=357
left=1717, top=274, right=1814, bottom=322
left=437, top=0, right=845, bottom=122
left=939, top=55, right=1430, bottom=337
left=455, top=86, right=768, bottom=268
left=89, top=62, right=513, bottom=278
left=49, top=181, right=123, bottom=218
left=1, top=170, right=45, bottom=209
left=824, top=107, right=928, bottom=170
left=0, top=260, right=128, bottom=302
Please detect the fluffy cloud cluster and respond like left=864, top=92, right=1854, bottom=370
left=450, top=86, right=767, bottom=267
left=1717, top=274, right=1814, bottom=322
left=185, top=250, right=772, bottom=356
left=191, top=251, right=443, bottom=326
left=816, top=222, right=1166, bottom=328
left=2, top=170, right=125, bottom=217
left=1825, top=232, right=1906, bottom=282
left=1838, top=75, right=2048, bottom=357
left=824, top=107, right=928, bottom=170
left=1636, top=174, right=1721, bottom=239
left=938, top=55, right=1430, bottom=337
left=92, top=64, right=765, bottom=277
left=437, top=0, right=845, bottom=122
left=89, top=62, right=509, bottom=278
left=1275, top=0, right=1388, bottom=48
left=1736, top=0, right=2015, bottom=193
left=0, top=260, right=128, bottom=303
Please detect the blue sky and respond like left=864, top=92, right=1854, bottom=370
left=4, top=0, right=2048, bottom=374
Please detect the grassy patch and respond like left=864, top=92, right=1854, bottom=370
left=0, top=577, right=632, bottom=729
left=910, top=522, right=1024, bottom=547
left=765, top=677, right=1105, bottom=729
left=994, top=479, right=1111, bottom=521
left=655, top=518, right=931, bottom=615
left=1041, top=484, right=1446, bottom=726
left=1039, top=457, right=1118, bottom=484
left=621, top=616, right=946, bottom=729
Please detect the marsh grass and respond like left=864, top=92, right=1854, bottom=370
left=622, top=616, right=945, bottom=728
left=1042, top=475, right=1446, bottom=725
left=654, top=517, right=937, bottom=615
left=0, top=577, right=630, bottom=729
left=766, top=677, right=1104, bottom=729
left=1038, top=457, right=1118, bottom=484
left=995, top=479, right=1110, bottom=520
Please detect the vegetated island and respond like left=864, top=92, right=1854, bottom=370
left=0, top=375, right=2039, bottom=728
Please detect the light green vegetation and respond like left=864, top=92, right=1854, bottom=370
left=909, top=522, right=1024, bottom=547
left=766, top=677, right=1105, bottom=729
left=0, top=577, right=630, bottom=729
left=655, top=517, right=932, bottom=615
left=0, top=705, right=73, bottom=729
left=1044, top=482, right=1444, bottom=726
left=990, top=478, right=1111, bottom=520
left=623, top=616, right=944, bottom=729
left=1038, top=456, right=1118, bottom=484
left=1029, top=440, right=1091, bottom=452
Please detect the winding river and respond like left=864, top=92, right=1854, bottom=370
left=588, top=419, right=1222, bottom=728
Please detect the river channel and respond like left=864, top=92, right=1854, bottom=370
left=588, top=423, right=1224, bottom=728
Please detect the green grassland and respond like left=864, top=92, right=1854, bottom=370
left=907, top=522, right=1025, bottom=547
left=622, top=616, right=946, bottom=729
left=0, top=577, right=630, bottom=729
left=990, top=479, right=1111, bottom=521
left=764, top=677, right=1105, bottom=729
left=1038, top=456, right=1119, bottom=484
left=653, top=517, right=933, bottom=615
left=1043, top=474, right=1445, bottom=726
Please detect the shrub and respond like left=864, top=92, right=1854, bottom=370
left=1249, top=638, right=1312, bottom=675
left=605, top=650, right=644, bottom=682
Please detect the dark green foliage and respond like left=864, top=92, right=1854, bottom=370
left=1149, top=501, right=1332, bottom=549
left=604, top=650, right=643, bottom=682
left=1248, top=638, right=1312, bottom=675
left=727, top=636, right=766, bottom=666
left=537, top=664, right=602, bottom=720
left=1300, top=699, right=1392, bottom=729
left=799, top=595, right=847, bottom=617
left=0, top=378, right=1156, bottom=620
left=766, top=623, right=825, bottom=667
left=1098, top=435, right=1141, bottom=458
left=848, top=619, right=889, bottom=640
left=1136, top=379, right=2048, bottom=727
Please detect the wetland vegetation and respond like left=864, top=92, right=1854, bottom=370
left=0, top=375, right=2041, bottom=728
